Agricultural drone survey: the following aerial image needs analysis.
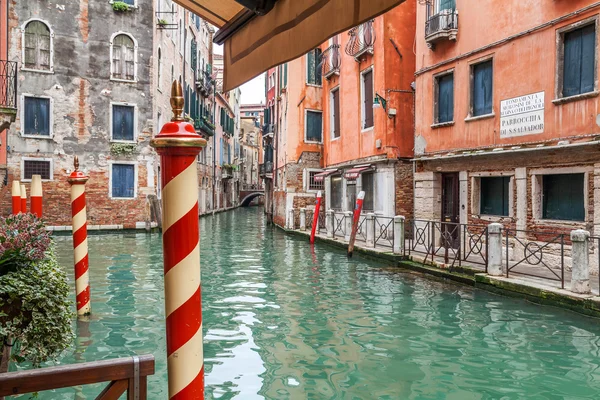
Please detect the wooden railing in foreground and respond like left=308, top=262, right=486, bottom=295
left=0, top=354, right=155, bottom=399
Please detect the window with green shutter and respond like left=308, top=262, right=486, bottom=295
left=562, top=24, right=595, bottom=98
left=305, top=110, right=322, bottom=142
left=307, top=49, right=322, bottom=86
left=480, top=177, right=510, bottom=216
left=542, top=174, right=585, bottom=221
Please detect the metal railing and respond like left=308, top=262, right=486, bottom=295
left=374, top=216, right=394, bottom=248
left=332, top=212, right=346, bottom=238
left=262, top=123, right=276, bottom=135
left=0, top=355, right=154, bottom=399
left=0, top=60, right=17, bottom=109
left=405, top=220, right=488, bottom=270
left=356, top=215, right=368, bottom=243
left=425, top=10, right=459, bottom=39
left=321, top=44, right=341, bottom=78
left=241, top=183, right=263, bottom=191
left=345, top=20, right=375, bottom=58
left=504, top=229, right=566, bottom=289
left=259, top=161, right=273, bottom=176
left=306, top=209, right=326, bottom=232
left=194, top=116, right=215, bottom=137
left=591, top=236, right=600, bottom=295
left=196, top=70, right=213, bottom=96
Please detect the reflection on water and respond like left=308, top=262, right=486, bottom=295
left=17, top=208, right=600, bottom=399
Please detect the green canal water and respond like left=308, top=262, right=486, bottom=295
left=16, top=208, right=600, bottom=399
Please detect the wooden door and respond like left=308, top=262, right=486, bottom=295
left=441, top=173, right=459, bottom=247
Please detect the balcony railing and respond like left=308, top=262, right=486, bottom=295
left=259, top=161, right=273, bottom=177
left=0, top=60, right=17, bottom=109
left=262, top=123, right=276, bottom=136
left=345, top=20, right=375, bottom=61
left=196, top=70, right=213, bottom=96
left=195, top=116, right=215, bottom=137
left=425, top=9, right=458, bottom=48
left=321, top=44, right=341, bottom=79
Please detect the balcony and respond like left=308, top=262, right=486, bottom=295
left=321, top=44, right=341, bottom=80
left=222, top=164, right=234, bottom=180
left=345, top=20, right=375, bottom=61
left=425, top=9, right=458, bottom=48
left=259, top=161, right=273, bottom=179
left=0, top=60, right=17, bottom=131
left=195, top=116, right=215, bottom=137
left=196, top=70, right=213, bottom=96
left=262, top=123, right=276, bottom=137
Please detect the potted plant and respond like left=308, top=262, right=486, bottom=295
left=112, top=1, right=131, bottom=12
left=0, top=214, right=73, bottom=373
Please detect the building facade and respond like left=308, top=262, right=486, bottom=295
left=0, top=0, right=17, bottom=186
left=413, top=0, right=600, bottom=247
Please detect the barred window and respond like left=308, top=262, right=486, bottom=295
left=308, top=171, right=324, bottom=191
left=111, top=34, right=135, bottom=81
left=24, top=160, right=51, bottom=180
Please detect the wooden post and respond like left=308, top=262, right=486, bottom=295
left=309, top=191, right=322, bottom=244
left=11, top=181, right=20, bottom=215
left=20, top=184, right=26, bottom=214
left=347, top=191, right=365, bottom=257
left=150, top=82, right=207, bottom=400
left=30, top=175, right=43, bottom=218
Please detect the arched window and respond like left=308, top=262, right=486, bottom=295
left=111, top=33, right=136, bottom=81
left=23, top=20, right=52, bottom=71
left=157, top=48, right=162, bottom=87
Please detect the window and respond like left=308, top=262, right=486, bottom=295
left=111, top=33, right=136, bottom=81
left=435, top=72, right=454, bottom=123
left=362, top=172, right=374, bottom=211
left=305, top=110, right=323, bottom=143
left=111, top=164, right=136, bottom=199
left=471, top=60, right=493, bottom=116
left=542, top=174, right=585, bottom=221
left=331, top=175, right=343, bottom=210
left=331, top=88, right=340, bottom=139
left=23, top=96, right=51, bottom=137
left=23, top=159, right=51, bottom=180
left=561, top=24, right=595, bottom=98
left=362, top=69, right=374, bottom=129
left=480, top=177, right=510, bottom=216
left=436, top=0, right=455, bottom=12
left=308, top=171, right=324, bottom=191
left=23, top=20, right=52, bottom=71
left=112, top=104, right=135, bottom=142
left=157, top=48, right=162, bottom=88
left=121, top=0, right=135, bottom=5
left=307, top=48, right=322, bottom=85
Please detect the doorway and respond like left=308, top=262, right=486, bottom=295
left=441, top=173, right=459, bottom=247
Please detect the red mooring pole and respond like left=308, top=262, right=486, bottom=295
left=30, top=174, right=43, bottom=218
left=11, top=181, right=20, bottom=215
left=150, top=81, right=207, bottom=400
left=68, top=156, right=91, bottom=316
left=348, top=191, right=365, bottom=257
left=309, top=191, right=322, bottom=244
left=20, top=184, right=27, bottom=214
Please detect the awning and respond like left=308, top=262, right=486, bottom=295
left=313, top=169, right=338, bottom=182
left=173, top=0, right=405, bottom=91
left=344, top=166, right=372, bottom=180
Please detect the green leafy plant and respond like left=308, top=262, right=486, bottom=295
left=112, top=1, right=131, bottom=12
left=110, top=142, right=138, bottom=156
left=158, top=19, right=168, bottom=26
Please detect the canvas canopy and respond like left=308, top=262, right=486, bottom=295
left=173, top=0, right=404, bottom=91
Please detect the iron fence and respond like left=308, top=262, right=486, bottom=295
left=356, top=215, right=368, bottom=243
left=306, top=209, right=326, bottom=232
left=321, top=44, right=341, bottom=78
left=332, top=212, right=346, bottom=239
left=0, top=60, right=17, bottom=109
left=345, top=20, right=375, bottom=57
left=374, top=216, right=394, bottom=248
left=504, top=229, right=566, bottom=289
left=425, top=10, right=459, bottom=38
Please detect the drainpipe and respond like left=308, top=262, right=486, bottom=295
left=212, top=81, right=216, bottom=213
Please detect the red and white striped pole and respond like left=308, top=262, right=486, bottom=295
left=348, top=191, right=365, bottom=257
left=20, top=184, right=27, bottom=213
left=11, top=181, right=21, bottom=215
left=309, top=191, right=322, bottom=244
left=30, top=174, right=43, bottom=218
left=151, top=81, right=206, bottom=400
left=67, top=156, right=91, bottom=316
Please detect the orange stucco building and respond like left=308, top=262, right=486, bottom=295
left=267, top=2, right=416, bottom=228
left=414, top=0, right=600, bottom=239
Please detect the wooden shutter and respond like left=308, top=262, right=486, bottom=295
left=24, top=97, right=50, bottom=136
left=306, top=111, right=322, bottom=142
left=439, top=0, right=455, bottom=11
left=564, top=25, right=595, bottom=97
left=284, top=63, right=288, bottom=87
left=473, top=60, right=492, bottom=116
left=543, top=174, right=585, bottom=221
left=112, top=164, right=135, bottom=198
left=315, top=48, right=323, bottom=84
left=113, top=105, right=134, bottom=141
left=363, top=70, right=374, bottom=129
left=438, top=73, right=454, bottom=123
left=332, top=89, right=340, bottom=138
left=307, top=50, right=315, bottom=84
left=25, top=22, right=51, bottom=70
left=191, top=39, right=197, bottom=72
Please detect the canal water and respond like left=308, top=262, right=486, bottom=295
left=21, top=208, right=600, bottom=398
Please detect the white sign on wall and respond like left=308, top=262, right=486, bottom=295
left=500, top=91, right=545, bottom=138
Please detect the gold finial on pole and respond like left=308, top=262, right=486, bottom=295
left=170, top=80, right=185, bottom=122
left=74, top=155, right=79, bottom=171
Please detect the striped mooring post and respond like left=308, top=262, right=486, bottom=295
left=151, top=81, right=207, bottom=399
left=11, top=180, right=20, bottom=214
left=30, top=174, right=43, bottom=218
left=67, top=156, right=91, bottom=316
left=20, top=184, right=27, bottom=213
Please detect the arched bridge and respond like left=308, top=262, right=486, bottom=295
left=239, top=186, right=264, bottom=207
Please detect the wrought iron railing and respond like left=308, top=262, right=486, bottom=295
left=196, top=70, right=213, bottom=95
left=262, top=123, right=276, bottom=135
left=321, top=44, right=341, bottom=78
left=504, top=229, right=566, bottom=289
left=306, top=209, right=326, bottom=232
left=259, top=161, right=273, bottom=176
left=374, top=216, right=394, bottom=248
left=194, top=116, right=215, bottom=136
left=332, top=212, right=346, bottom=239
left=425, top=10, right=459, bottom=39
left=356, top=215, right=368, bottom=243
left=345, top=20, right=375, bottom=58
left=0, top=60, right=17, bottom=109
left=241, top=183, right=263, bottom=191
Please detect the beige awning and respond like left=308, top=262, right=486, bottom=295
left=173, top=0, right=404, bottom=92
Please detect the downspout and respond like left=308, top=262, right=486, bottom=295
left=213, top=83, right=216, bottom=213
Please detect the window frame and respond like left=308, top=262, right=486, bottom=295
left=330, top=86, right=341, bottom=141
left=20, top=19, right=54, bottom=74
left=20, top=94, right=54, bottom=139
left=109, top=32, right=138, bottom=83
left=359, top=171, right=375, bottom=212
left=304, top=168, right=324, bottom=193
left=304, top=109, right=323, bottom=144
left=109, top=0, right=138, bottom=8
left=433, top=68, right=455, bottom=126
left=21, top=157, right=53, bottom=182
left=470, top=172, right=514, bottom=220
left=306, top=48, right=323, bottom=87
left=360, top=66, right=375, bottom=132
left=555, top=16, right=599, bottom=102
left=110, top=101, right=138, bottom=143
left=467, top=56, right=495, bottom=120
left=109, top=161, right=139, bottom=200
left=329, top=174, right=344, bottom=211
